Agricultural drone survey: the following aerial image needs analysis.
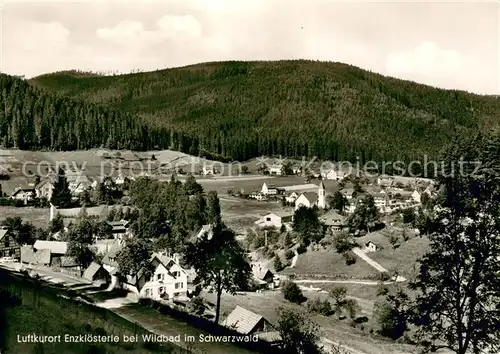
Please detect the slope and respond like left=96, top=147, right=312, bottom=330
left=26, top=60, right=500, bottom=163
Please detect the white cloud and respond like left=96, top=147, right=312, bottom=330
left=1, top=1, right=498, bottom=94
left=386, top=41, right=463, bottom=77
left=96, top=15, right=202, bottom=48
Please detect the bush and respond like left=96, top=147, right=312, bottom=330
left=296, top=244, right=307, bottom=254
left=379, top=272, right=391, bottom=281
left=344, top=298, right=359, bottom=319
left=306, top=297, right=333, bottom=316
left=284, top=249, right=295, bottom=259
left=274, top=256, right=285, bottom=272
left=188, top=296, right=205, bottom=316
left=281, top=280, right=306, bottom=304
left=329, top=286, right=347, bottom=309
left=334, top=231, right=355, bottom=253
left=342, top=251, right=356, bottom=265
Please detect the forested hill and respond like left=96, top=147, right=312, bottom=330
left=0, top=74, right=170, bottom=151
left=14, top=60, right=500, bottom=162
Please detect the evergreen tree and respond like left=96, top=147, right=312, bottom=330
left=50, top=168, right=72, bottom=207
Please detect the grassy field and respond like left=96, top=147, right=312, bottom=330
left=368, top=236, right=429, bottom=279
left=202, top=290, right=417, bottom=354
left=1, top=270, right=180, bottom=354
left=0, top=206, right=50, bottom=229
left=112, top=304, right=259, bottom=354
left=281, top=248, right=381, bottom=280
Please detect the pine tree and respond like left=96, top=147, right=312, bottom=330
left=50, top=168, right=72, bottom=207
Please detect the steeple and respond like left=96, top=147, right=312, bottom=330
left=318, top=181, right=326, bottom=209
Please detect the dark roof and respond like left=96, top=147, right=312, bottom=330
left=83, top=262, right=107, bottom=281
left=301, top=192, right=317, bottom=204
left=253, top=268, right=274, bottom=281
left=320, top=210, right=346, bottom=226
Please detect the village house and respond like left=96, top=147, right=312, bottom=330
left=364, top=240, right=379, bottom=253
left=261, top=182, right=278, bottom=195
left=35, top=178, right=55, bottom=201
left=269, top=163, right=283, bottom=176
left=121, top=252, right=189, bottom=301
left=223, top=306, right=279, bottom=343
left=321, top=169, right=348, bottom=181
left=202, top=165, right=215, bottom=176
left=254, top=211, right=293, bottom=229
left=193, top=224, right=215, bottom=242
left=284, top=191, right=299, bottom=204
left=21, top=246, right=51, bottom=266
left=411, top=189, right=422, bottom=203
left=372, top=192, right=391, bottom=212
left=249, top=191, right=267, bottom=201
left=10, top=187, right=35, bottom=204
left=107, top=219, right=132, bottom=239
left=115, top=174, right=126, bottom=185
left=319, top=210, right=346, bottom=232
left=295, top=181, right=326, bottom=210
left=377, top=177, right=394, bottom=188
left=340, top=188, right=355, bottom=200
left=66, top=171, right=91, bottom=195
left=0, top=226, right=20, bottom=259
left=83, top=262, right=111, bottom=287
left=252, top=266, right=276, bottom=290
left=33, top=240, right=68, bottom=265
left=291, top=164, right=302, bottom=175
left=91, top=176, right=116, bottom=190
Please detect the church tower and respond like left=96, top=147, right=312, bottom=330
left=318, top=181, right=326, bottom=209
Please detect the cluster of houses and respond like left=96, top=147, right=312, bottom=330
left=251, top=177, right=435, bottom=238
left=8, top=170, right=134, bottom=205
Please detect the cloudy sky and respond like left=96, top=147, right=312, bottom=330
left=1, top=0, right=499, bottom=94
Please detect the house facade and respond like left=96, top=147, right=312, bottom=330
left=319, top=210, right=346, bottom=232
left=35, top=179, right=55, bottom=200
left=295, top=182, right=326, bottom=210
left=285, top=192, right=298, bottom=203
left=261, top=183, right=278, bottom=195
left=411, top=190, right=421, bottom=203
left=10, top=188, right=35, bottom=204
left=0, top=226, right=21, bottom=259
left=124, top=254, right=188, bottom=301
left=254, top=212, right=293, bottom=229
left=269, top=164, right=282, bottom=175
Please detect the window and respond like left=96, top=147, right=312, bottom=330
left=157, top=273, right=164, bottom=281
left=266, top=217, right=271, bottom=221
left=175, top=282, right=183, bottom=289
left=4, top=239, right=9, bottom=248
left=173, top=271, right=180, bottom=278
left=159, top=287, right=164, bottom=294
left=145, top=289, right=150, bottom=296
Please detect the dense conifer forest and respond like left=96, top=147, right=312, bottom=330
left=1, top=60, right=499, bottom=163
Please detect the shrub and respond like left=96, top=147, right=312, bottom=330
left=284, top=249, right=295, bottom=259
left=296, top=243, right=307, bottom=254
left=274, top=256, right=285, bottom=272
left=329, top=286, right=347, bottom=309
left=281, top=280, right=306, bottom=304
left=379, top=272, right=391, bottom=281
left=344, top=298, right=359, bottom=319
left=188, top=296, right=205, bottom=316
left=334, top=231, right=355, bottom=253
left=306, top=297, right=333, bottom=316
left=342, top=251, right=356, bottom=265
